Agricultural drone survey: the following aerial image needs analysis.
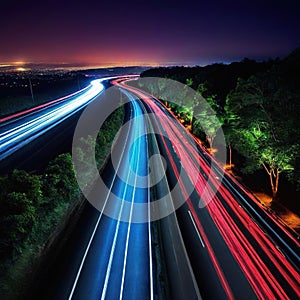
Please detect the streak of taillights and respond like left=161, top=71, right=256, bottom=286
left=168, top=119, right=300, bottom=296
left=162, top=107, right=300, bottom=298
left=164, top=111, right=300, bottom=298
left=116, top=80, right=300, bottom=299
left=0, top=86, right=91, bottom=124
left=158, top=122, right=235, bottom=299
left=0, top=79, right=104, bottom=160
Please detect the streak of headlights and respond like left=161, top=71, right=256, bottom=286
left=0, top=79, right=104, bottom=160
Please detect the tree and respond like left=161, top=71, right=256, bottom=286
left=227, top=75, right=297, bottom=199
left=138, top=77, right=198, bottom=131
left=42, top=153, right=79, bottom=206
left=0, top=192, right=36, bottom=256
left=165, top=78, right=198, bottom=131
left=223, top=92, right=247, bottom=170
left=8, top=170, right=42, bottom=206
left=193, top=82, right=224, bottom=149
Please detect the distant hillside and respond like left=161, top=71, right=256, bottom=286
left=80, top=66, right=150, bottom=77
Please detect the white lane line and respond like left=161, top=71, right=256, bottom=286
left=101, top=99, right=138, bottom=300
left=148, top=112, right=202, bottom=298
left=187, top=210, right=205, bottom=248
left=100, top=179, right=129, bottom=300
left=140, top=100, right=154, bottom=300
left=146, top=129, right=154, bottom=300
left=119, top=100, right=142, bottom=299
left=68, top=103, right=133, bottom=300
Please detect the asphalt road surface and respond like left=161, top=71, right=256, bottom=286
left=1, top=76, right=299, bottom=299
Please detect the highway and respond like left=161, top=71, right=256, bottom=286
left=66, top=94, right=153, bottom=299
left=115, top=78, right=300, bottom=299
left=0, top=79, right=105, bottom=171
left=30, top=82, right=201, bottom=299
left=1, top=75, right=299, bottom=299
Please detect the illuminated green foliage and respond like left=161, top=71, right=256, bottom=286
left=226, top=73, right=298, bottom=199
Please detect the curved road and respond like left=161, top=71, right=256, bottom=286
left=118, top=79, right=300, bottom=299
left=1, top=76, right=299, bottom=299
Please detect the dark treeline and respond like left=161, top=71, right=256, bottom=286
left=140, top=48, right=300, bottom=209
left=142, top=57, right=276, bottom=107
left=0, top=107, right=124, bottom=299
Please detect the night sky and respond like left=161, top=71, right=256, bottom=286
left=1, top=0, right=299, bottom=66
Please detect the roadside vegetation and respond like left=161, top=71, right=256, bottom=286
left=138, top=48, right=300, bottom=212
left=0, top=107, right=124, bottom=299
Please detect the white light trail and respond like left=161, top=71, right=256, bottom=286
left=0, top=79, right=105, bottom=160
